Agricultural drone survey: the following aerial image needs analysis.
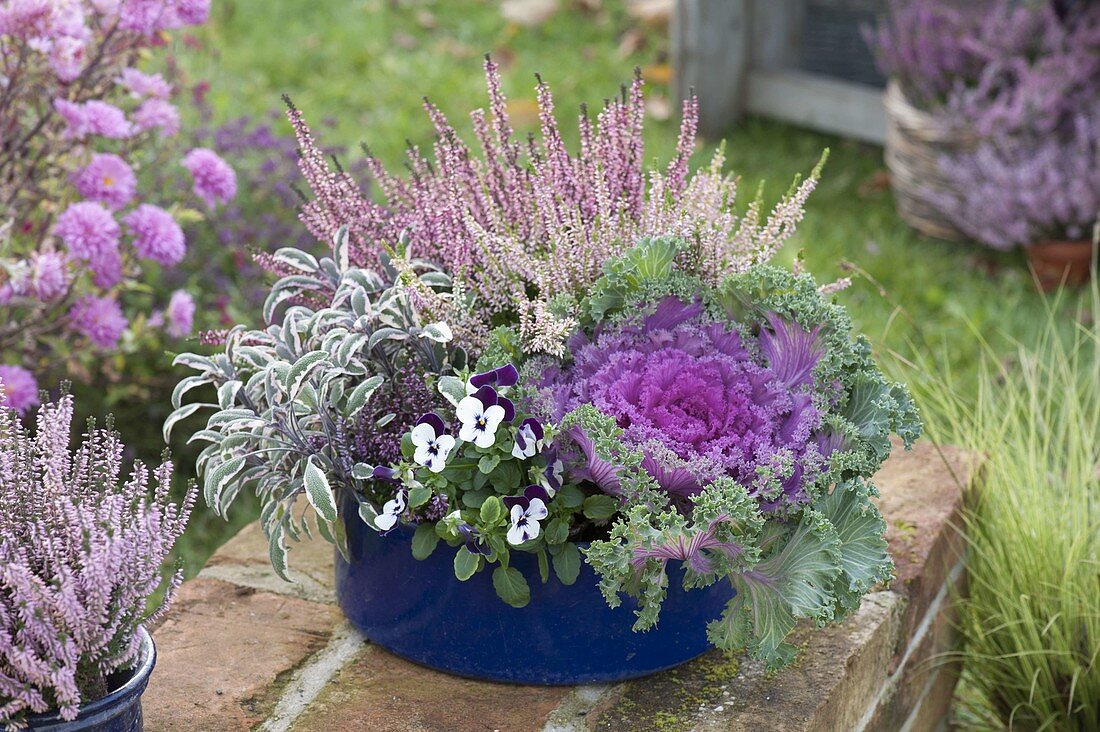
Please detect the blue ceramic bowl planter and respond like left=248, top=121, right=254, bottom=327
left=22, top=626, right=155, bottom=732
left=335, top=501, right=735, bottom=685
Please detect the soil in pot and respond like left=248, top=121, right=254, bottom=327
left=1025, top=240, right=1095, bottom=292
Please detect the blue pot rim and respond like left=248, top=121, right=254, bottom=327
left=22, top=626, right=155, bottom=724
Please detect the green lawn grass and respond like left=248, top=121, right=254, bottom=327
left=164, top=0, right=1086, bottom=571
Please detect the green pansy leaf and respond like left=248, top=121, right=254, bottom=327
left=477, top=453, right=501, bottom=475
left=454, top=546, right=480, bottom=581
left=544, top=518, right=569, bottom=545
left=480, top=495, right=504, bottom=524
left=556, top=484, right=585, bottom=508
left=552, top=542, right=581, bottom=586
left=412, top=523, right=440, bottom=560
left=492, top=565, right=531, bottom=608
left=407, top=485, right=432, bottom=508
left=582, top=494, right=620, bottom=520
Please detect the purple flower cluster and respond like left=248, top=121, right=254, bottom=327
left=0, top=395, right=193, bottom=724
left=286, top=58, right=819, bottom=353
left=544, top=298, right=828, bottom=510
left=0, top=0, right=233, bottom=390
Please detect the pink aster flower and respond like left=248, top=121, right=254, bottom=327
left=29, top=250, right=70, bottom=301
left=72, top=153, right=136, bottom=210
left=132, top=98, right=179, bottom=136
left=164, top=290, right=195, bottom=338
left=182, top=148, right=236, bottom=209
left=124, top=204, right=184, bottom=266
left=175, top=0, right=210, bottom=25
left=116, top=0, right=175, bottom=33
left=52, top=99, right=132, bottom=139
left=48, top=36, right=87, bottom=82
left=0, top=365, right=39, bottom=416
left=69, top=295, right=127, bottom=349
left=117, top=68, right=171, bottom=99
left=53, top=202, right=122, bottom=287
left=0, top=0, right=53, bottom=39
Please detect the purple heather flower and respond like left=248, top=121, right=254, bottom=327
left=52, top=98, right=133, bottom=139
left=410, top=412, right=455, bottom=473
left=543, top=297, right=826, bottom=508
left=164, top=290, right=195, bottom=338
left=456, top=386, right=509, bottom=448
left=511, top=417, right=544, bottom=460
left=29, top=250, right=70, bottom=300
left=117, top=68, right=171, bottom=99
left=72, top=153, right=136, bottom=210
left=124, top=203, right=185, bottom=266
left=374, top=488, right=408, bottom=532
left=69, top=295, right=127, bottom=349
left=182, top=147, right=237, bottom=208
left=503, top=486, right=550, bottom=545
left=132, top=98, right=180, bottom=137
left=0, top=365, right=39, bottom=415
left=52, top=201, right=122, bottom=287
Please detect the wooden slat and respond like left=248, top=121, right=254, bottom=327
left=745, top=68, right=886, bottom=143
left=671, top=0, right=750, bottom=137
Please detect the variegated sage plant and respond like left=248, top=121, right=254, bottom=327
left=166, top=231, right=461, bottom=576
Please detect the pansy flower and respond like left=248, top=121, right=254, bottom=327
left=374, top=488, right=408, bottom=531
left=503, top=485, right=551, bottom=545
left=466, top=363, right=519, bottom=393
left=411, top=413, right=455, bottom=473
left=456, top=386, right=514, bottom=448
left=537, top=447, right=565, bottom=495
left=510, top=417, right=544, bottom=460
left=456, top=522, right=491, bottom=556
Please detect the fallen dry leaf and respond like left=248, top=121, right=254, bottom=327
left=501, top=0, right=559, bottom=26
left=646, top=94, right=671, bottom=121
left=627, top=0, right=673, bottom=26
left=642, top=63, right=671, bottom=86
left=617, top=27, right=646, bottom=58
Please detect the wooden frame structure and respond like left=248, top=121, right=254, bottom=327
left=672, top=0, right=887, bottom=143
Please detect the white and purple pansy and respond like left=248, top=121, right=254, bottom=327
left=411, top=412, right=456, bottom=473
left=503, top=485, right=551, bottom=545
left=510, top=417, right=544, bottom=460
left=537, top=447, right=565, bottom=495
left=370, top=465, right=399, bottom=482
left=456, top=385, right=515, bottom=448
left=373, top=488, right=408, bottom=531
left=455, top=522, right=490, bottom=556
left=466, top=363, right=519, bottom=393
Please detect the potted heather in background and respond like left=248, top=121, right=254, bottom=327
left=867, top=0, right=1100, bottom=287
left=0, top=389, right=193, bottom=731
left=169, top=61, right=920, bottom=684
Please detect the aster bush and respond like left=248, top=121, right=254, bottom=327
left=0, top=0, right=236, bottom=409
left=0, top=389, right=193, bottom=728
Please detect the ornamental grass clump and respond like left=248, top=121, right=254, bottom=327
left=0, top=390, right=193, bottom=728
left=905, top=281, right=1100, bottom=730
left=172, top=65, right=919, bottom=669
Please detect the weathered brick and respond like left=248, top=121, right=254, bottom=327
left=584, top=591, right=904, bottom=732
left=286, top=645, right=571, bottom=732
left=875, top=440, right=974, bottom=649
left=198, top=503, right=335, bottom=604
left=863, top=563, right=966, bottom=732
left=143, top=578, right=343, bottom=732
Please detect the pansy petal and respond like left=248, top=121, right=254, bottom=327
left=374, top=513, right=398, bottom=531
left=497, top=396, right=515, bottom=423
left=506, top=523, right=528, bottom=546
left=521, top=417, right=544, bottom=442
left=416, top=412, right=447, bottom=437
left=436, top=434, right=456, bottom=456
left=410, top=422, right=438, bottom=448
left=493, top=363, right=519, bottom=387
left=455, top=395, right=485, bottom=424
left=502, top=495, right=528, bottom=511
left=471, top=385, right=498, bottom=407
left=526, top=497, right=549, bottom=521
left=524, top=485, right=551, bottom=505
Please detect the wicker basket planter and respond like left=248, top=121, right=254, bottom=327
left=883, top=81, right=975, bottom=241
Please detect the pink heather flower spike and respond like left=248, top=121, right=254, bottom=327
left=124, top=203, right=185, bottom=266
left=182, top=147, right=237, bottom=208
left=0, top=365, right=39, bottom=415
left=71, top=153, right=136, bottom=210
left=164, top=290, right=195, bottom=338
left=69, top=295, right=127, bottom=349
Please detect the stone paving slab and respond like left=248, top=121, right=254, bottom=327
left=147, top=443, right=977, bottom=732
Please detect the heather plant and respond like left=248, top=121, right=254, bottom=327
left=283, top=57, right=823, bottom=355
left=868, top=0, right=1100, bottom=137
left=0, top=390, right=193, bottom=727
left=0, top=0, right=235, bottom=409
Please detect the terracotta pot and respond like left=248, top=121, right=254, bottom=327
left=1025, top=239, right=1095, bottom=292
